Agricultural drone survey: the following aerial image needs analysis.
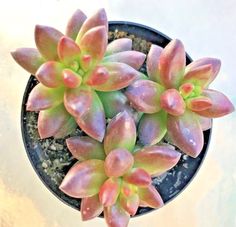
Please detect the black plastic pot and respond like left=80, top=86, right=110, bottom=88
left=21, top=21, right=211, bottom=216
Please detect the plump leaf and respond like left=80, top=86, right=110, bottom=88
left=66, top=136, right=105, bottom=161
left=194, top=89, right=234, bottom=118
left=147, top=44, right=163, bottom=82
left=38, top=104, right=76, bottom=139
left=62, top=69, right=82, bottom=88
left=106, top=38, right=132, bottom=56
left=35, top=61, right=63, bottom=88
left=160, top=88, right=185, bottom=116
left=104, top=111, right=136, bottom=154
left=91, top=62, right=139, bottom=91
left=167, top=110, right=204, bottom=158
left=104, top=203, right=130, bottom=227
left=11, top=48, right=45, bottom=75
left=57, top=36, right=81, bottom=65
left=76, top=90, right=106, bottom=142
left=26, top=83, right=64, bottom=111
left=186, top=96, right=212, bottom=111
left=134, top=145, right=181, bottom=175
left=85, top=66, right=109, bottom=86
left=198, top=116, right=212, bottom=131
left=138, top=111, right=167, bottom=146
left=65, top=9, right=87, bottom=40
left=120, top=192, right=139, bottom=216
left=76, top=8, right=108, bottom=42
left=125, top=80, right=164, bottom=113
left=103, top=51, right=146, bottom=70
left=123, top=168, right=151, bottom=187
left=99, top=178, right=121, bottom=207
left=185, top=58, right=221, bottom=86
left=97, top=91, right=133, bottom=119
left=81, top=195, right=103, bottom=221
left=35, top=25, right=63, bottom=60
left=104, top=148, right=134, bottom=177
left=80, top=54, right=92, bottom=71
left=179, top=82, right=194, bottom=98
left=79, top=25, right=107, bottom=62
left=59, top=160, right=107, bottom=198
left=159, top=39, right=186, bottom=88
left=138, top=185, right=164, bottom=208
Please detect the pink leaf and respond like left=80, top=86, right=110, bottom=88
left=65, top=9, right=87, bottom=40
left=194, top=89, right=234, bottom=118
left=159, top=39, right=186, bottom=88
left=91, top=62, right=139, bottom=91
left=38, top=104, right=76, bottom=139
left=160, top=88, right=185, bottom=116
left=11, top=48, right=45, bottom=75
left=120, top=192, right=139, bottom=216
left=186, top=96, right=213, bottom=111
left=104, top=111, right=136, bottom=154
left=103, top=51, right=146, bottom=70
left=26, top=83, right=64, bottom=111
left=81, top=195, right=103, bottom=221
left=138, top=111, right=167, bottom=146
left=104, top=203, right=130, bottom=227
left=134, top=145, right=181, bottom=175
left=147, top=44, right=163, bottom=82
left=125, top=80, right=164, bottom=113
left=35, top=25, right=63, bottom=60
left=85, top=66, right=109, bottom=86
left=99, top=178, right=121, bottom=207
left=66, top=136, right=105, bottom=161
left=59, top=160, right=107, bottom=198
left=167, top=110, right=204, bottom=158
left=138, top=185, right=164, bottom=208
left=62, top=69, right=82, bottom=88
left=76, top=8, right=108, bottom=42
left=104, top=148, right=134, bottom=177
left=106, top=38, right=132, bottom=56
left=35, top=61, right=63, bottom=88
left=198, top=116, right=212, bottom=131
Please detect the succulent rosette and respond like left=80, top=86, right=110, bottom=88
left=60, top=111, right=181, bottom=226
left=11, top=8, right=145, bottom=141
left=126, top=39, right=234, bottom=158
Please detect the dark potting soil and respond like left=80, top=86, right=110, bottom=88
left=23, top=29, right=210, bottom=216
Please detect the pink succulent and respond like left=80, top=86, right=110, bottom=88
left=60, top=111, right=181, bottom=227
left=11, top=9, right=145, bottom=141
left=126, top=39, right=234, bottom=157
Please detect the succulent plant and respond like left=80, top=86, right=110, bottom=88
left=126, top=39, right=234, bottom=158
left=60, top=111, right=181, bottom=226
left=11, top=8, right=145, bottom=141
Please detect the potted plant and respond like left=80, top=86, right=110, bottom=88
left=11, top=8, right=234, bottom=227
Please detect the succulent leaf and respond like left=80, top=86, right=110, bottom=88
left=99, top=178, right=121, bottom=207
left=81, top=195, right=103, bottom=221
left=125, top=80, right=164, bottom=113
left=76, top=8, right=108, bottom=42
left=104, top=148, right=134, bottom=177
left=11, top=48, right=45, bottom=75
left=103, top=51, right=146, bottom=70
left=185, top=58, right=221, bottom=86
left=91, top=62, right=139, bottom=91
left=134, top=145, right=181, bottom=176
left=138, top=185, right=164, bottom=208
left=59, top=160, right=107, bottom=198
left=186, top=96, right=213, bottom=111
left=167, top=110, right=204, bottom=157
left=26, top=83, right=64, bottom=111
left=160, top=88, right=186, bottom=116
left=194, top=89, right=235, bottom=118
left=138, top=111, right=167, bottom=146
left=62, top=69, right=82, bottom=88
left=85, top=66, right=109, bottom=86
left=35, top=25, right=63, bottom=60
left=65, top=9, right=87, bottom=40
left=159, top=39, right=186, bottom=88
left=104, top=111, right=136, bottom=154
left=66, top=136, right=105, bottom=161
left=104, top=202, right=130, bottom=227
left=35, top=61, right=63, bottom=88
left=106, top=38, right=132, bottom=56
left=38, top=104, right=76, bottom=139
left=198, top=116, right=212, bottom=131
left=147, top=44, right=163, bottom=82
left=120, top=192, right=139, bottom=216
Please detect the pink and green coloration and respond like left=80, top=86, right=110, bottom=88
left=126, top=39, right=234, bottom=157
left=60, top=111, right=181, bottom=226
